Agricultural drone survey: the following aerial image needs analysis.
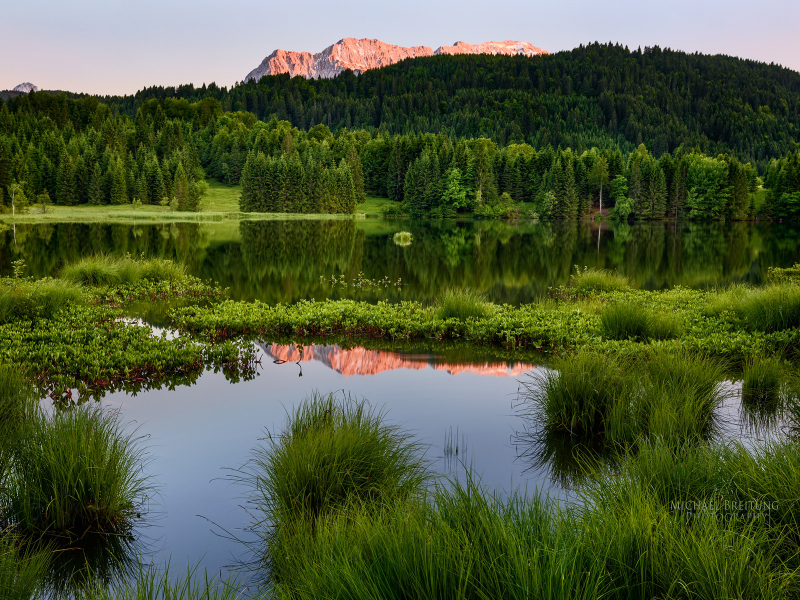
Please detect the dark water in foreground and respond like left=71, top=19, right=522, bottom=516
left=3, top=219, right=800, bottom=304
left=52, top=341, right=771, bottom=594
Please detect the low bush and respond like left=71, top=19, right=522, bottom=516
left=3, top=404, right=151, bottom=539
left=434, top=288, right=493, bottom=320
left=738, top=283, right=800, bottom=332
left=569, top=266, right=630, bottom=293
left=0, top=279, right=83, bottom=324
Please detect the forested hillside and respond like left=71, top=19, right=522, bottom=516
left=100, top=43, right=800, bottom=170
left=2, top=43, right=800, bottom=221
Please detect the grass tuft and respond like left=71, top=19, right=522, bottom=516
left=60, top=254, right=187, bottom=287
left=0, top=279, right=83, bottom=324
left=738, top=283, right=800, bottom=332
left=251, top=392, right=429, bottom=528
left=601, top=301, right=682, bottom=341
left=3, top=403, right=151, bottom=539
left=434, top=288, right=493, bottom=320
left=741, top=355, right=785, bottom=407
left=569, top=266, right=630, bottom=293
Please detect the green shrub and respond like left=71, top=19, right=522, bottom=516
left=569, top=266, right=630, bottom=293
left=738, top=283, right=800, bottom=332
left=0, top=279, right=83, bottom=324
left=392, top=231, right=413, bottom=246
left=434, top=288, right=493, bottom=320
left=3, top=404, right=151, bottom=539
left=251, top=392, right=428, bottom=527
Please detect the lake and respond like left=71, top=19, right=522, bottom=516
left=3, top=219, right=800, bottom=305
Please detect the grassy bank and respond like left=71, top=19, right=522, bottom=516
left=250, top=393, right=800, bottom=600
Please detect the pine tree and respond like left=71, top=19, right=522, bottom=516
left=173, top=160, right=189, bottom=211
left=89, top=163, right=103, bottom=205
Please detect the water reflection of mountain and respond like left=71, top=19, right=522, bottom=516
left=261, top=343, right=536, bottom=378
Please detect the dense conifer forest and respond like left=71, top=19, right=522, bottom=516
left=1, top=42, right=799, bottom=220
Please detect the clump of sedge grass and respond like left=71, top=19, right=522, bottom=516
left=601, top=301, right=682, bottom=341
left=524, top=350, right=723, bottom=445
left=0, top=536, right=50, bottom=600
left=737, top=283, right=800, bottom=332
left=3, top=403, right=150, bottom=539
left=569, top=265, right=630, bottom=294
left=0, top=279, right=83, bottom=324
left=251, top=392, right=429, bottom=527
left=434, top=287, right=493, bottom=320
left=81, top=561, right=244, bottom=600
left=741, top=355, right=786, bottom=408
left=60, top=254, right=186, bottom=287
left=272, top=477, right=609, bottom=600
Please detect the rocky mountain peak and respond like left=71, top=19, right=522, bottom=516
left=12, top=82, right=38, bottom=93
left=245, top=38, right=548, bottom=82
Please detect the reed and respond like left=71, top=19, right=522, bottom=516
left=4, top=404, right=151, bottom=539
left=434, top=287, right=493, bottom=320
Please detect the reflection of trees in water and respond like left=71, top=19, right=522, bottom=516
left=3, top=220, right=800, bottom=304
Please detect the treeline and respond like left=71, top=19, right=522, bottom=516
left=0, top=92, right=210, bottom=211
left=99, top=43, right=800, bottom=170
left=2, top=89, right=800, bottom=220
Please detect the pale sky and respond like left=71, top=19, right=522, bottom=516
left=2, top=0, right=798, bottom=96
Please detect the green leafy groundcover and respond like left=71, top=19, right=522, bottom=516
left=0, top=277, right=257, bottom=400
left=172, top=286, right=800, bottom=363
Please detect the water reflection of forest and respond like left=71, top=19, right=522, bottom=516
left=2, top=219, right=799, bottom=304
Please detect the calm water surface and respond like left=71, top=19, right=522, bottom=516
left=4, top=219, right=800, bottom=303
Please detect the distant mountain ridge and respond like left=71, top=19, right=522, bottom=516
left=244, top=37, right=548, bottom=81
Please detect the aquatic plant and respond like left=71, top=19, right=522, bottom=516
left=741, top=355, right=786, bottom=407
left=600, top=301, right=682, bottom=341
left=0, top=536, right=50, bottom=600
left=523, top=350, right=724, bottom=445
left=81, top=562, right=245, bottom=600
left=738, top=283, right=800, bottom=332
left=434, top=287, right=493, bottom=320
left=250, top=392, right=428, bottom=526
left=569, top=265, right=630, bottom=293
left=60, top=254, right=187, bottom=287
left=3, top=404, right=151, bottom=539
left=0, top=278, right=83, bottom=324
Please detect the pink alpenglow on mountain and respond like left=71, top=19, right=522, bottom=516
left=435, top=40, right=547, bottom=57
left=245, top=38, right=548, bottom=81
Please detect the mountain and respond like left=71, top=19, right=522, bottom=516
left=12, top=82, right=38, bottom=93
left=244, top=37, right=547, bottom=81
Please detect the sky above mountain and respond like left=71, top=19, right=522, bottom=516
left=2, top=0, right=798, bottom=96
